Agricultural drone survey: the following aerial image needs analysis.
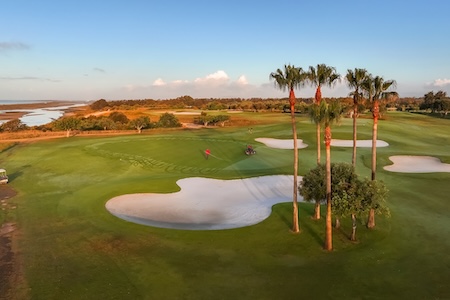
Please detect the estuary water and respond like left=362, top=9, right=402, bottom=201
left=0, top=100, right=87, bottom=126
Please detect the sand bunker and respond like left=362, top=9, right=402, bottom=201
left=255, top=138, right=308, bottom=149
left=106, top=175, right=301, bottom=230
left=331, top=139, right=389, bottom=147
left=383, top=156, right=450, bottom=173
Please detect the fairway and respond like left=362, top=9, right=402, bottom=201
left=85, top=135, right=294, bottom=173
left=1, top=111, right=449, bottom=299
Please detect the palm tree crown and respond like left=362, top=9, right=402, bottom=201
left=346, top=68, right=368, bottom=103
left=308, top=64, right=341, bottom=104
left=270, top=64, right=307, bottom=107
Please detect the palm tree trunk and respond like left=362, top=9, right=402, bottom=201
left=352, top=101, right=357, bottom=167
left=371, top=100, right=379, bottom=181
left=367, top=208, right=375, bottom=229
left=351, top=213, right=357, bottom=241
left=315, top=86, right=322, bottom=165
left=316, top=123, right=321, bottom=165
left=324, top=126, right=332, bottom=251
left=289, top=89, right=300, bottom=233
left=369, top=100, right=379, bottom=228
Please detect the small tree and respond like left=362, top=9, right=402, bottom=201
left=299, top=162, right=326, bottom=220
left=129, top=116, right=151, bottom=133
left=108, top=111, right=129, bottom=124
left=330, top=163, right=360, bottom=241
left=193, top=114, right=215, bottom=126
left=53, top=116, right=81, bottom=137
left=359, top=178, right=390, bottom=229
left=158, top=113, right=181, bottom=128
left=213, top=115, right=230, bottom=127
left=0, top=119, right=28, bottom=132
left=97, top=117, right=116, bottom=130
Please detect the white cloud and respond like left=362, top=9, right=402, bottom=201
left=152, top=78, right=166, bottom=86
left=194, top=70, right=229, bottom=85
left=119, top=70, right=303, bottom=99
left=432, top=78, right=450, bottom=87
left=236, top=75, right=248, bottom=85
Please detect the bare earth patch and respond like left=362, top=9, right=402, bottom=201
left=106, top=175, right=302, bottom=230
left=0, top=185, right=27, bottom=299
left=384, top=156, right=450, bottom=173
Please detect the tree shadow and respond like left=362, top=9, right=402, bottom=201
left=301, top=218, right=324, bottom=246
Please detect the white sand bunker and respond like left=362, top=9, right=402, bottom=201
left=255, top=138, right=308, bottom=149
left=384, top=156, right=450, bottom=173
left=331, top=139, right=389, bottom=147
left=106, top=175, right=300, bottom=230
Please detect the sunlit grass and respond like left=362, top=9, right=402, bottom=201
left=1, top=111, right=449, bottom=299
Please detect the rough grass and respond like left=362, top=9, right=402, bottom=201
left=0, top=111, right=449, bottom=299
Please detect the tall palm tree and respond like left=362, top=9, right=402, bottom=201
left=362, top=75, right=396, bottom=228
left=308, top=64, right=341, bottom=166
left=320, top=100, right=342, bottom=251
left=270, top=64, right=307, bottom=233
left=308, top=102, right=326, bottom=220
left=345, top=68, right=369, bottom=167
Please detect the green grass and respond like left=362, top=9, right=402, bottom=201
left=1, top=111, right=449, bottom=299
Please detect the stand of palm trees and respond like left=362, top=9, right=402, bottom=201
left=271, top=63, right=396, bottom=250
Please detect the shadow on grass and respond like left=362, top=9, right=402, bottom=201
left=274, top=203, right=325, bottom=247
left=301, top=218, right=323, bottom=246
left=274, top=204, right=291, bottom=229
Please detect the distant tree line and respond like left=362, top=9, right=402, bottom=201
left=0, top=91, right=446, bottom=134
left=89, top=96, right=340, bottom=113
left=420, top=90, right=450, bottom=116
left=0, top=111, right=181, bottom=134
left=48, top=112, right=182, bottom=136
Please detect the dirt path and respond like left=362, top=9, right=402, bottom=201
left=0, top=185, right=27, bottom=300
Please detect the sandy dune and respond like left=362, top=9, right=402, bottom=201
left=384, top=156, right=450, bottom=173
left=106, top=175, right=300, bottom=230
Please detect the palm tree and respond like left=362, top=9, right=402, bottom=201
left=320, top=100, right=342, bottom=250
left=270, top=64, right=307, bottom=233
left=362, top=75, right=396, bottom=228
left=345, top=68, right=369, bottom=167
left=308, top=102, right=327, bottom=220
left=308, top=64, right=341, bottom=166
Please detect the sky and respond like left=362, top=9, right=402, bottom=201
left=1, top=0, right=449, bottom=101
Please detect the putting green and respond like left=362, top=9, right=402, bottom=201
left=85, top=136, right=294, bottom=173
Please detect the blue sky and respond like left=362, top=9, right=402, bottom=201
left=1, top=0, right=449, bottom=101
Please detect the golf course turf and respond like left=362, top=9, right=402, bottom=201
left=0, top=111, right=449, bottom=299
